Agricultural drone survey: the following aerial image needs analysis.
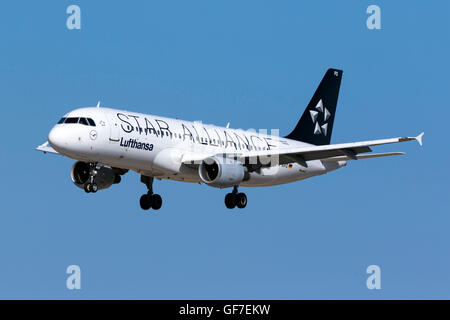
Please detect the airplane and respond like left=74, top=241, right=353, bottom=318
left=36, top=68, right=423, bottom=211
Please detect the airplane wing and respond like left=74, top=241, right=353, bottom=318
left=239, top=132, right=424, bottom=166
left=181, top=132, right=423, bottom=167
left=36, top=141, right=60, bottom=155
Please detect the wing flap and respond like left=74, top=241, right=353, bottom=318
left=321, top=152, right=406, bottom=162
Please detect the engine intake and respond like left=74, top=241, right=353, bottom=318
left=70, top=161, right=121, bottom=191
left=199, top=156, right=248, bottom=188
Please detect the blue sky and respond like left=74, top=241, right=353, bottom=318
left=0, top=0, right=448, bottom=299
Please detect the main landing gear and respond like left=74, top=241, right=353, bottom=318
left=84, top=163, right=98, bottom=193
left=225, top=186, right=247, bottom=209
left=140, top=175, right=162, bottom=211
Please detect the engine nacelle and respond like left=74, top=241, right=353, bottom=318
left=70, top=161, right=121, bottom=191
left=198, top=156, right=248, bottom=188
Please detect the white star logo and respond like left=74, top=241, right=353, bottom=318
left=310, top=99, right=330, bottom=136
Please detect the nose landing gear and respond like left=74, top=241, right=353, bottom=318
left=140, top=175, right=163, bottom=211
left=84, top=162, right=99, bottom=193
left=84, top=182, right=98, bottom=193
left=225, top=186, right=247, bottom=209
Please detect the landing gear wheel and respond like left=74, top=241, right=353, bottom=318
left=151, top=194, right=162, bottom=210
left=140, top=194, right=152, bottom=210
left=84, top=183, right=91, bottom=193
left=139, top=176, right=164, bottom=211
left=236, top=193, right=247, bottom=209
left=225, top=193, right=236, bottom=209
left=90, top=183, right=98, bottom=193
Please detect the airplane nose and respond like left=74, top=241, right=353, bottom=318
left=48, top=126, right=67, bottom=151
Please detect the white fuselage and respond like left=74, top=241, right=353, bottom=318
left=48, top=107, right=345, bottom=187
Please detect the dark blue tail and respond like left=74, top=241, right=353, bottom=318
left=285, top=68, right=343, bottom=145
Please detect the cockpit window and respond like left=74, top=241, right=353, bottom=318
left=78, top=118, right=89, bottom=126
left=57, top=117, right=96, bottom=126
left=64, top=117, right=79, bottom=124
left=86, top=118, right=96, bottom=126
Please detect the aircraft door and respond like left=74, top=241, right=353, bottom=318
left=105, top=111, right=120, bottom=142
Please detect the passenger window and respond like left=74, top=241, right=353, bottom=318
left=78, top=118, right=89, bottom=126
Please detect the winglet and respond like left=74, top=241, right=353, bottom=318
left=96, top=101, right=101, bottom=109
left=415, top=132, right=424, bottom=146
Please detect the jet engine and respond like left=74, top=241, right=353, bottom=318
left=70, top=161, right=122, bottom=191
left=198, top=156, right=248, bottom=188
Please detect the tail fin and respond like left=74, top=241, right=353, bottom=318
left=285, top=68, right=343, bottom=145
